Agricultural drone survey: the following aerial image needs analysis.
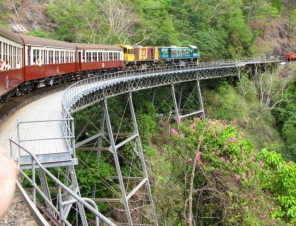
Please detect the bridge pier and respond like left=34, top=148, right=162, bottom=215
left=89, top=90, right=158, bottom=225
left=170, top=79, right=205, bottom=123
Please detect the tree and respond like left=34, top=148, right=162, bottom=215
left=156, top=117, right=282, bottom=225
left=97, top=0, right=142, bottom=44
left=46, top=0, right=84, bottom=42
left=0, top=0, right=11, bottom=24
left=237, top=65, right=295, bottom=121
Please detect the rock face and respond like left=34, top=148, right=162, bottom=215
left=0, top=188, right=38, bottom=226
left=5, top=0, right=50, bottom=33
left=252, top=18, right=294, bottom=56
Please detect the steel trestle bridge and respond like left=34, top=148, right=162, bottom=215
left=6, top=57, right=285, bottom=226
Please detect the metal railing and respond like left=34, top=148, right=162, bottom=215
left=10, top=139, right=116, bottom=226
left=11, top=117, right=75, bottom=161
left=62, top=56, right=286, bottom=112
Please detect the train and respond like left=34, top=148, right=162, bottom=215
left=0, top=24, right=200, bottom=104
left=285, top=53, right=296, bottom=61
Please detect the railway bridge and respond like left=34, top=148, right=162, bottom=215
left=1, top=57, right=285, bottom=226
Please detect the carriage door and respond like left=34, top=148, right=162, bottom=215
left=78, top=50, right=83, bottom=71
left=149, top=48, right=154, bottom=60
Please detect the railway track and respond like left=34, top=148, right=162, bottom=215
left=0, top=82, right=75, bottom=123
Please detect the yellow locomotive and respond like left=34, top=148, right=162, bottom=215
left=119, top=44, right=199, bottom=69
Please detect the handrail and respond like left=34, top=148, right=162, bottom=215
left=10, top=138, right=116, bottom=226
left=13, top=117, right=75, bottom=160
left=62, top=56, right=285, bottom=112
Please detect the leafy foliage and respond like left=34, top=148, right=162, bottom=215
left=43, top=0, right=280, bottom=58
left=151, top=116, right=296, bottom=225
left=272, top=73, right=296, bottom=160
left=26, top=29, right=50, bottom=38
left=261, top=149, right=296, bottom=223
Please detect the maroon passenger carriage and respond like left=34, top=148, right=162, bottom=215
left=75, top=43, right=124, bottom=79
left=0, top=25, right=24, bottom=102
left=18, top=37, right=124, bottom=86
left=18, top=34, right=77, bottom=88
left=0, top=23, right=124, bottom=104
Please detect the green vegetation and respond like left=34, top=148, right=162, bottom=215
left=0, top=0, right=11, bottom=24
left=43, top=0, right=282, bottom=59
left=7, top=0, right=296, bottom=224
left=271, top=0, right=281, bottom=12
left=272, top=65, right=296, bottom=160
left=152, top=116, right=296, bottom=224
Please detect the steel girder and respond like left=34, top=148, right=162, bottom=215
left=69, top=66, right=238, bottom=113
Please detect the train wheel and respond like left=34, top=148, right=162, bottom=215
left=75, top=73, right=81, bottom=80
left=15, top=89, right=22, bottom=97
left=58, top=75, right=67, bottom=84
left=81, top=73, right=87, bottom=80
left=58, top=76, right=64, bottom=85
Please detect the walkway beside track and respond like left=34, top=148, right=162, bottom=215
left=0, top=91, right=75, bottom=170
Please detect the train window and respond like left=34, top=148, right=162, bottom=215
left=3, top=43, right=7, bottom=63
left=7, top=45, right=11, bottom=67
left=61, top=51, right=64, bottom=63
left=87, top=52, right=91, bottom=62
left=44, top=50, right=47, bottom=64
left=55, top=51, right=60, bottom=63
left=11, top=46, right=14, bottom=66
left=70, top=51, right=74, bottom=62
left=33, top=49, right=37, bottom=64
left=39, top=49, right=44, bottom=65
left=65, top=51, right=69, bottom=63
left=49, top=50, right=53, bottom=64
left=94, top=52, right=97, bottom=61
left=103, top=52, right=107, bottom=61
left=46, top=50, right=48, bottom=64
left=64, top=51, right=66, bottom=62
left=16, top=47, right=22, bottom=68
left=109, top=52, right=112, bottom=61
left=13, top=46, right=16, bottom=68
left=98, top=52, right=102, bottom=61
left=0, top=41, right=22, bottom=69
